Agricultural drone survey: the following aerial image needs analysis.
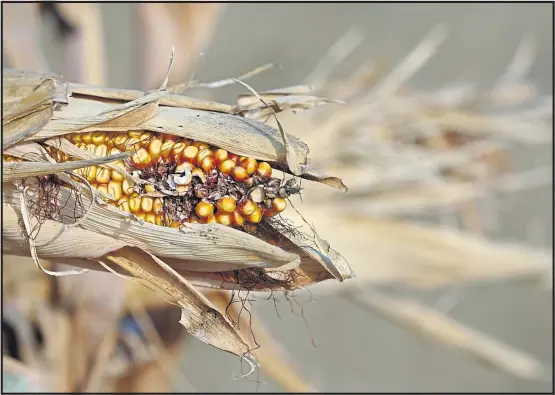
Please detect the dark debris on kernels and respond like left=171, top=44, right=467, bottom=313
left=47, top=131, right=303, bottom=232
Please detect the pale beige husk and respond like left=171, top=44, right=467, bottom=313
left=2, top=67, right=354, bottom=362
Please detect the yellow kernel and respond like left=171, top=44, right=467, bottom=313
left=81, top=133, right=93, bottom=144
left=85, top=166, right=98, bottom=182
left=231, top=211, right=245, bottom=228
left=141, top=196, right=154, bottom=213
left=195, top=201, right=214, bottom=217
left=96, top=167, right=111, bottom=184
left=108, top=181, right=123, bottom=201
left=200, top=156, right=215, bottom=173
left=86, top=144, right=96, bottom=153
left=129, top=196, right=142, bottom=213
left=155, top=215, right=162, bottom=226
left=91, top=132, right=107, bottom=145
left=117, top=197, right=131, bottom=212
left=94, top=144, right=108, bottom=157
left=113, top=134, right=129, bottom=150
left=193, top=141, right=209, bottom=150
left=128, top=131, right=142, bottom=139
left=153, top=198, right=163, bottom=214
left=241, top=157, right=258, bottom=175
left=163, top=134, right=179, bottom=142
left=111, top=169, right=125, bottom=183
left=149, top=138, right=163, bottom=162
left=160, top=140, right=175, bottom=161
left=199, top=215, right=217, bottom=224
left=131, top=148, right=151, bottom=169
left=176, top=185, right=190, bottom=193
left=218, top=159, right=235, bottom=175
left=238, top=199, right=256, bottom=216
left=271, top=197, right=287, bottom=213
left=214, top=149, right=228, bottom=164
left=216, top=196, right=236, bottom=213
left=215, top=212, right=232, bottom=226
left=256, top=162, right=272, bottom=177
left=231, top=166, right=249, bottom=182
left=144, top=184, right=156, bottom=193
left=172, top=142, right=187, bottom=162
left=135, top=212, right=147, bottom=221
left=96, top=184, right=109, bottom=196
left=182, top=145, right=199, bottom=163
left=138, top=132, right=152, bottom=147
left=71, top=133, right=82, bottom=144
left=246, top=206, right=262, bottom=223
left=188, top=214, right=200, bottom=224
left=125, top=137, right=141, bottom=151
left=145, top=213, right=157, bottom=225
left=122, top=178, right=136, bottom=195
left=197, top=148, right=213, bottom=163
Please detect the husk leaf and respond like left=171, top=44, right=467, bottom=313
left=100, top=247, right=253, bottom=360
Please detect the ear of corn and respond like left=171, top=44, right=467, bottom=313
left=40, top=130, right=293, bottom=233
left=2, top=67, right=353, bottom=362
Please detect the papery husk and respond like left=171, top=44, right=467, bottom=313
left=2, top=67, right=353, bottom=360
left=3, top=69, right=69, bottom=149
left=2, top=186, right=348, bottom=286
left=4, top=68, right=345, bottom=189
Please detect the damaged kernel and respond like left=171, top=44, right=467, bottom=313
left=54, top=131, right=300, bottom=232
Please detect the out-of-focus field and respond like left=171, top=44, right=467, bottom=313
left=4, top=3, right=552, bottom=392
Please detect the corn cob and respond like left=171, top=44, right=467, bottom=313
left=39, top=131, right=300, bottom=232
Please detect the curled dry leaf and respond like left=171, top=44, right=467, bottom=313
left=2, top=67, right=353, bottom=360
left=3, top=69, right=69, bottom=149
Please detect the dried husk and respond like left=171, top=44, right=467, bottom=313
left=2, top=67, right=353, bottom=360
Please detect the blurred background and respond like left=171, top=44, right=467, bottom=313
left=2, top=2, right=553, bottom=392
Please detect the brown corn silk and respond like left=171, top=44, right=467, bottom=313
left=2, top=68, right=354, bottom=361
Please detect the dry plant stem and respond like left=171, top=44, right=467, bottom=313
left=304, top=26, right=365, bottom=87
left=137, top=3, right=224, bottom=89
left=54, top=267, right=128, bottom=391
left=83, top=326, right=120, bottom=392
left=70, top=310, right=90, bottom=391
left=344, top=166, right=553, bottom=218
left=206, top=290, right=316, bottom=392
left=35, top=306, right=73, bottom=392
left=127, top=299, right=196, bottom=392
left=345, top=289, right=545, bottom=380
left=55, top=3, right=106, bottom=85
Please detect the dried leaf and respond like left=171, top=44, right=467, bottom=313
left=3, top=183, right=302, bottom=271
left=2, top=151, right=130, bottom=182
left=101, top=247, right=253, bottom=360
